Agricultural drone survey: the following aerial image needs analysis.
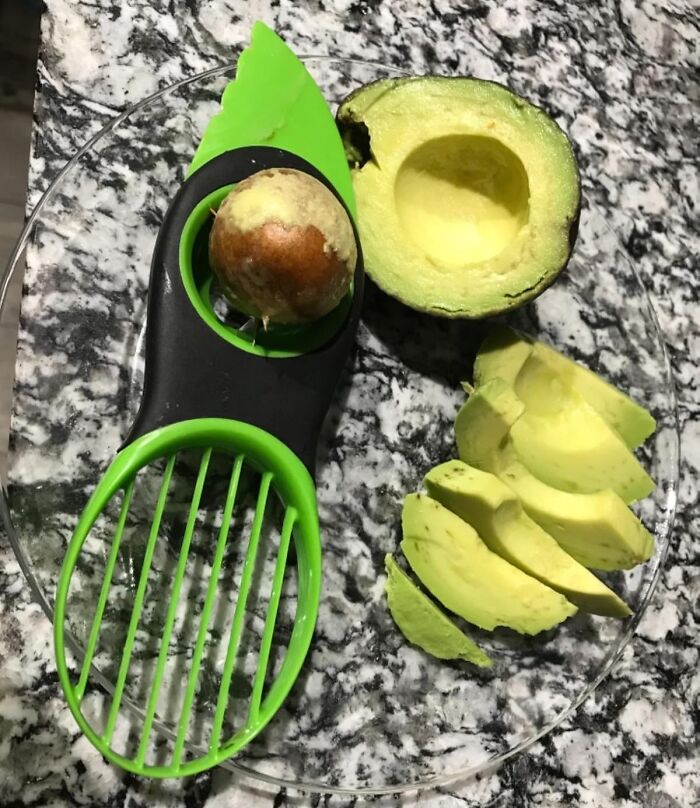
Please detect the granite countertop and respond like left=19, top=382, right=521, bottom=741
left=0, top=1, right=698, bottom=806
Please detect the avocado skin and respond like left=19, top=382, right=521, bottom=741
left=336, top=76, right=582, bottom=320
left=337, top=77, right=402, bottom=167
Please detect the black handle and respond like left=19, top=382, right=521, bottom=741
left=123, top=147, right=364, bottom=475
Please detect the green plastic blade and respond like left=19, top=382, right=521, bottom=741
left=171, top=454, right=244, bottom=769
left=187, top=21, right=355, bottom=218
left=135, top=448, right=212, bottom=766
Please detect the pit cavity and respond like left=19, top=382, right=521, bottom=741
left=395, top=135, right=530, bottom=267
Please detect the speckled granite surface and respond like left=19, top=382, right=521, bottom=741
left=1, top=1, right=698, bottom=806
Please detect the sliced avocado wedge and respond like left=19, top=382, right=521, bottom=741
left=536, top=340, right=656, bottom=449
left=384, top=554, right=492, bottom=666
left=512, top=352, right=653, bottom=502
left=474, top=326, right=656, bottom=449
left=473, top=325, right=534, bottom=387
left=401, top=494, right=577, bottom=635
left=472, top=328, right=655, bottom=501
left=337, top=77, right=580, bottom=318
left=455, top=379, right=654, bottom=571
left=424, top=461, right=632, bottom=618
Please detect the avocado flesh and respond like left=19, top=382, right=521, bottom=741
left=424, top=461, right=631, bottom=618
left=455, top=379, right=654, bottom=571
left=475, top=326, right=656, bottom=449
left=336, top=77, right=580, bottom=318
left=401, top=494, right=577, bottom=635
left=384, top=554, right=492, bottom=666
left=536, top=341, right=656, bottom=449
left=473, top=325, right=534, bottom=386
left=510, top=352, right=654, bottom=502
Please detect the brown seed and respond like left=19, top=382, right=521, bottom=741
left=209, top=168, right=357, bottom=325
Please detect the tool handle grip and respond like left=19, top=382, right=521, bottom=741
left=124, top=147, right=364, bottom=475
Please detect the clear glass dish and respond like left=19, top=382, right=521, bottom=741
left=0, top=56, right=679, bottom=795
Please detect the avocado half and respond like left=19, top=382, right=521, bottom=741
left=337, top=77, right=581, bottom=318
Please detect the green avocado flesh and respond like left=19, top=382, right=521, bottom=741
left=384, top=554, right=492, bottom=666
left=509, top=353, right=654, bottom=503
left=455, top=379, right=654, bottom=571
left=401, top=494, right=577, bottom=635
left=336, top=77, right=580, bottom=318
left=474, top=326, right=656, bottom=449
left=424, top=461, right=631, bottom=618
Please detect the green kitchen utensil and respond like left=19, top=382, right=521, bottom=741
left=188, top=22, right=355, bottom=213
left=53, top=23, right=362, bottom=778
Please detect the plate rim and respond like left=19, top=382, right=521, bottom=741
left=0, top=55, right=682, bottom=796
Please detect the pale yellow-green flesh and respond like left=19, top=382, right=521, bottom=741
left=395, top=135, right=530, bottom=266
left=384, top=554, right=492, bottom=666
left=343, top=78, right=580, bottom=317
left=535, top=341, right=656, bottom=449
left=424, top=461, right=631, bottom=618
left=474, top=326, right=656, bottom=449
left=509, top=352, right=655, bottom=503
left=401, top=494, right=577, bottom=635
left=473, top=325, right=534, bottom=387
left=455, top=379, right=655, bottom=571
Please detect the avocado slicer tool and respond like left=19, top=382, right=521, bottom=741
left=53, top=23, right=363, bottom=777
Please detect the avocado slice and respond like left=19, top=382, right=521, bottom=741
left=537, top=341, right=656, bottom=449
left=474, top=326, right=656, bottom=449
left=401, top=493, right=577, bottom=635
left=424, top=461, right=631, bottom=618
left=336, top=77, right=580, bottom=318
left=508, top=352, right=654, bottom=502
left=384, top=554, right=492, bottom=666
left=473, top=325, right=535, bottom=387
left=455, top=379, right=654, bottom=571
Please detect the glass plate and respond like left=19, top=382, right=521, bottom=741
left=0, top=56, right=679, bottom=795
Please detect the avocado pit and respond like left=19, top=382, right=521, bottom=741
left=209, top=168, right=356, bottom=325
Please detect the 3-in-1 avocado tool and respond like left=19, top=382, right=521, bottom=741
left=53, top=22, right=363, bottom=777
